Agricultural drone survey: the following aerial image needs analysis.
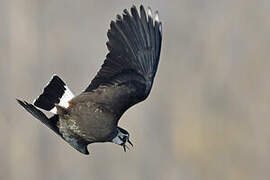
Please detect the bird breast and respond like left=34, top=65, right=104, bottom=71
left=59, top=101, right=117, bottom=142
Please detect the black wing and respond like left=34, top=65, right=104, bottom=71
left=84, top=5, right=162, bottom=115
left=17, top=99, right=61, bottom=135
left=17, top=99, right=89, bottom=155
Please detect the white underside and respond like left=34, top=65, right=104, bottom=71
left=112, top=136, right=124, bottom=145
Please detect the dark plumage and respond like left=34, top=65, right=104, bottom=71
left=17, top=5, right=162, bottom=155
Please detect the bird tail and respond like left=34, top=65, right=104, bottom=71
left=33, top=75, right=74, bottom=114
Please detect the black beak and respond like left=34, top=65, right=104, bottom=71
left=128, top=139, right=133, bottom=147
left=123, top=144, right=129, bottom=152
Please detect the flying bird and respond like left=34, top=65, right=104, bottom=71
left=17, top=5, right=162, bottom=155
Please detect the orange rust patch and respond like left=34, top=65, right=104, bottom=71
left=69, top=103, right=74, bottom=107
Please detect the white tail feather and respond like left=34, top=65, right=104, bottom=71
left=33, top=74, right=75, bottom=114
left=50, top=85, right=74, bottom=114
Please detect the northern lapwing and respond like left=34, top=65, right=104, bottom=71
left=17, top=5, right=162, bottom=155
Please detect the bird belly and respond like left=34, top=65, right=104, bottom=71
left=60, top=102, right=117, bottom=143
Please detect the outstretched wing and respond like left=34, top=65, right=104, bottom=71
left=17, top=99, right=90, bottom=155
left=84, top=5, right=162, bottom=116
left=17, top=99, right=61, bottom=135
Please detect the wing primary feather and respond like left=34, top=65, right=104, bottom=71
left=84, top=5, right=162, bottom=98
left=111, top=21, right=136, bottom=60
left=122, top=9, right=146, bottom=74
left=131, top=5, right=147, bottom=49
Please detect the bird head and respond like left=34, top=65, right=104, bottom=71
left=112, top=127, right=133, bottom=152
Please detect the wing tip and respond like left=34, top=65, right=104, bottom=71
left=138, top=5, right=162, bottom=33
left=16, top=98, right=24, bottom=106
left=147, top=7, right=153, bottom=18
left=17, top=98, right=30, bottom=107
left=154, top=11, right=160, bottom=22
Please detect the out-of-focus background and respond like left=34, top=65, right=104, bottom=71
left=0, top=0, right=270, bottom=179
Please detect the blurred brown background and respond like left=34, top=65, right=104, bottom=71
left=0, top=0, right=270, bottom=180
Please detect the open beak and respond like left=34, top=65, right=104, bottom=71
left=128, top=139, right=133, bottom=147
left=123, top=144, right=129, bottom=152
left=122, top=139, right=133, bottom=152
